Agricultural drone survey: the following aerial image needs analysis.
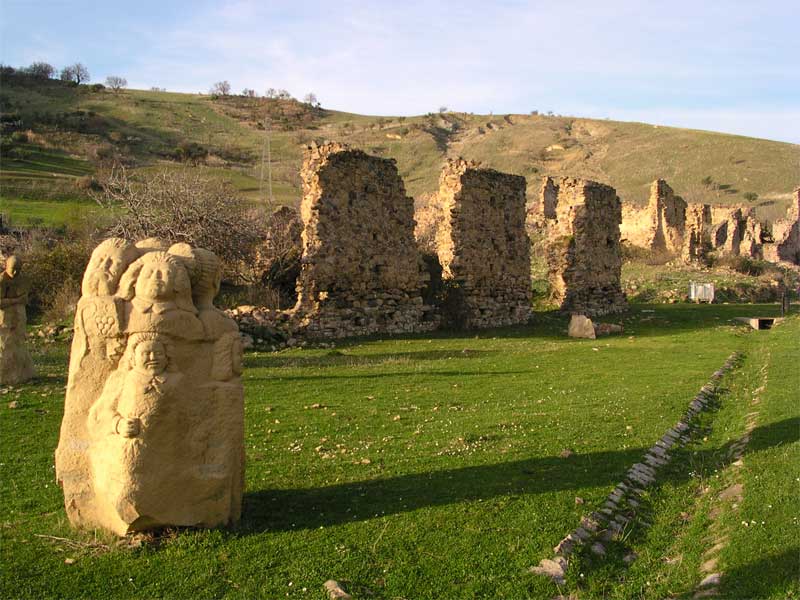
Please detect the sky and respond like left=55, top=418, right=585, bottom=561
left=2, top=0, right=799, bottom=143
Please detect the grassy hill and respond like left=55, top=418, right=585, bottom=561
left=2, top=73, right=799, bottom=226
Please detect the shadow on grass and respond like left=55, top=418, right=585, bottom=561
left=239, top=417, right=798, bottom=534
left=719, top=546, right=800, bottom=599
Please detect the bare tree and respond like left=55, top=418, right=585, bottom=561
left=276, top=89, right=292, bottom=100
left=265, top=87, right=278, bottom=98
left=60, top=62, right=90, bottom=84
left=210, top=80, right=231, bottom=96
left=105, top=75, right=128, bottom=92
left=93, top=166, right=266, bottom=281
left=25, top=62, right=55, bottom=78
left=241, top=88, right=257, bottom=97
left=438, top=106, right=448, bottom=113
left=303, top=92, right=319, bottom=108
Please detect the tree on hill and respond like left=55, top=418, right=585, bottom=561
left=24, top=62, right=55, bottom=78
left=210, top=80, right=231, bottom=96
left=105, top=75, right=127, bottom=92
left=60, top=62, right=90, bottom=84
left=242, top=88, right=257, bottom=97
left=303, top=92, right=319, bottom=108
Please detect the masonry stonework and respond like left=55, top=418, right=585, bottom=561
left=291, top=142, right=435, bottom=338
left=541, top=178, right=627, bottom=316
left=763, top=188, right=800, bottom=265
left=434, top=158, right=532, bottom=328
left=620, top=179, right=687, bottom=255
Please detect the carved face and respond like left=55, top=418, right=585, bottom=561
left=133, top=340, right=167, bottom=374
left=135, top=261, right=177, bottom=302
left=86, top=249, right=128, bottom=295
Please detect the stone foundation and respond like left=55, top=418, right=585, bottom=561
left=290, top=142, right=436, bottom=339
left=540, top=178, right=627, bottom=316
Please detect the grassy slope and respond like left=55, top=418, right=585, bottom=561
left=2, top=78, right=798, bottom=225
left=2, top=304, right=796, bottom=599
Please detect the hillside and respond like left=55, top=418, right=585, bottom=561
left=2, top=74, right=799, bottom=226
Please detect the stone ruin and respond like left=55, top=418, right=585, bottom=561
left=763, top=188, right=800, bottom=264
left=619, top=179, right=800, bottom=266
left=0, top=255, right=35, bottom=384
left=432, top=158, right=532, bottom=328
left=290, top=142, right=436, bottom=338
left=56, top=238, right=244, bottom=536
left=620, top=180, right=687, bottom=256
left=537, top=177, right=627, bottom=316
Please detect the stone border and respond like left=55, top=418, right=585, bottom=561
left=530, top=352, right=741, bottom=585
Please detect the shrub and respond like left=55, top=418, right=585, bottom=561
left=74, top=175, right=101, bottom=191
left=10, top=131, right=28, bottom=143
left=93, top=166, right=266, bottom=282
left=90, top=83, right=105, bottom=92
left=172, top=141, right=208, bottom=164
left=19, top=235, right=92, bottom=314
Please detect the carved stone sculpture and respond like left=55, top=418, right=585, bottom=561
left=0, top=256, right=35, bottom=384
left=56, top=240, right=244, bottom=535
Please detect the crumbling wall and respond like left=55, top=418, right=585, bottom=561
left=434, top=158, right=532, bottom=328
left=542, top=178, right=627, bottom=316
left=682, top=204, right=713, bottom=261
left=763, top=188, right=800, bottom=265
left=620, top=179, right=687, bottom=255
left=292, top=142, right=435, bottom=338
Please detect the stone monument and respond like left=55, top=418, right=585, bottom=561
left=55, top=239, right=244, bottom=536
left=0, top=256, right=35, bottom=384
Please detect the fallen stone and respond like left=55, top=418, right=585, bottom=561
left=7, top=400, right=19, bottom=409
left=590, top=542, right=606, bottom=556
left=324, top=580, right=352, bottom=600
left=568, top=314, right=596, bottom=339
left=623, top=552, right=638, bottom=565
left=698, top=573, right=722, bottom=588
left=594, top=322, right=624, bottom=336
left=530, top=558, right=567, bottom=584
left=719, top=483, right=743, bottom=502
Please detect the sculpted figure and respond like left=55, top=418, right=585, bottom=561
left=0, top=256, right=35, bottom=384
left=56, top=239, right=244, bottom=535
left=117, top=251, right=204, bottom=340
left=88, top=333, right=186, bottom=533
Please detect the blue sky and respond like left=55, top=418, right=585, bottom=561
left=2, top=0, right=799, bottom=143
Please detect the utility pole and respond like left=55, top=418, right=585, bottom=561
left=258, top=111, right=274, bottom=213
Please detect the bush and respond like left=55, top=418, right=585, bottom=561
left=172, top=141, right=208, bottom=164
left=90, top=83, right=105, bottom=92
left=10, top=131, right=28, bottom=144
left=19, top=235, right=92, bottom=314
left=74, top=175, right=101, bottom=191
left=93, top=166, right=267, bottom=282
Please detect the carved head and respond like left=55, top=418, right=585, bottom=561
left=168, top=244, right=222, bottom=309
left=126, top=332, right=170, bottom=375
left=82, top=239, right=138, bottom=297
left=4, top=255, right=20, bottom=277
left=117, top=252, right=195, bottom=312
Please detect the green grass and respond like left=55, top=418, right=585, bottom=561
left=0, top=197, right=104, bottom=227
left=1, top=304, right=797, bottom=598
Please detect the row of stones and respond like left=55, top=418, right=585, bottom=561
left=531, top=352, right=741, bottom=586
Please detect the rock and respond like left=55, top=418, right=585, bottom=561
left=568, top=314, right=596, bottom=339
left=698, top=573, right=721, bottom=588
left=7, top=400, right=19, bottom=409
left=1, top=255, right=36, bottom=385
left=323, top=580, right=352, bottom=600
left=594, top=322, right=624, bottom=336
left=530, top=558, right=566, bottom=584
left=55, top=240, right=245, bottom=536
left=559, top=448, right=574, bottom=458
left=591, top=542, right=606, bottom=556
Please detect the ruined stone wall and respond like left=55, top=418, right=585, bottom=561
left=619, top=179, right=687, bottom=255
left=292, top=142, right=435, bottom=338
left=763, top=188, right=800, bottom=265
left=682, top=204, right=713, bottom=261
left=434, top=159, right=532, bottom=328
left=543, top=178, right=627, bottom=316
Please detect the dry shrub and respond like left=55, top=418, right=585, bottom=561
left=42, top=279, right=81, bottom=324
left=255, top=206, right=303, bottom=307
left=94, top=166, right=267, bottom=282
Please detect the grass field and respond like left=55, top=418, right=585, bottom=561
left=2, top=76, right=798, bottom=219
left=1, top=304, right=797, bottom=599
